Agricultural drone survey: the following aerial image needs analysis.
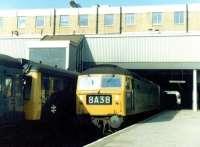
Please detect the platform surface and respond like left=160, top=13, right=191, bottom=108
left=86, top=110, right=200, bottom=147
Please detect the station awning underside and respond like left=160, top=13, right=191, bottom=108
left=83, top=62, right=200, bottom=70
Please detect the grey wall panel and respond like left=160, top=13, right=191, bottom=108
left=0, top=38, right=40, bottom=58
left=84, top=34, right=200, bottom=63
left=29, top=47, right=66, bottom=69
left=69, top=44, right=78, bottom=71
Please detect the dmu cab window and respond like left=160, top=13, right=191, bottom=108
left=102, top=76, right=121, bottom=88
left=23, top=76, right=32, bottom=100
left=4, top=78, right=13, bottom=97
left=41, top=77, right=50, bottom=104
left=13, top=78, right=22, bottom=97
left=54, top=78, right=64, bottom=91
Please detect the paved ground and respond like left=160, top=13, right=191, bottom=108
left=86, top=110, right=200, bottom=147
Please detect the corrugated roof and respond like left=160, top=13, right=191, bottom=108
left=41, top=35, right=85, bottom=44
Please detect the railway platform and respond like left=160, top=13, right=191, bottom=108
left=86, top=110, right=200, bottom=147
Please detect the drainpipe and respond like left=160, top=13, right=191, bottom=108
left=119, top=6, right=122, bottom=34
left=96, top=5, right=99, bottom=34
left=53, top=8, right=56, bottom=36
left=186, top=4, right=189, bottom=33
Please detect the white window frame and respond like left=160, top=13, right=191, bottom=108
left=152, top=12, right=162, bottom=25
left=174, top=11, right=184, bottom=25
left=36, top=16, right=45, bottom=28
left=125, top=13, right=135, bottom=26
left=60, top=15, right=70, bottom=27
left=17, top=16, right=26, bottom=29
left=79, top=14, right=88, bottom=27
left=104, top=14, right=114, bottom=27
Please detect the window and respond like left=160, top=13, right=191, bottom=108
left=41, top=77, right=50, bottom=105
left=78, top=75, right=122, bottom=90
left=23, top=76, right=32, bottom=100
left=54, top=78, right=64, bottom=91
left=102, top=76, right=121, bottom=88
left=104, top=14, right=113, bottom=26
left=0, top=17, right=3, bottom=28
left=4, top=78, right=13, bottom=97
left=125, top=78, right=131, bottom=90
left=60, top=15, right=70, bottom=27
left=36, top=16, right=45, bottom=28
left=174, top=11, right=184, bottom=24
left=152, top=12, right=162, bottom=25
left=125, top=13, right=135, bottom=26
left=13, top=78, right=22, bottom=97
left=79, top=15, right=88, bottom=27
left=79, top=76, right=101, bottom=90
left=17, top=16, right=26, bottom=28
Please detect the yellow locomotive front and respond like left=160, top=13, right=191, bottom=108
left=77, top=74, right=126, bottom=116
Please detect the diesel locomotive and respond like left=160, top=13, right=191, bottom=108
left=76, top=65, right=160, bottom=131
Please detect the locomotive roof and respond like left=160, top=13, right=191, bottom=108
left=81, top=64, right=156, bottom=84
left=81, top=64, right=133, bottom=76
left=0, top=54, right=22, bottom=69
left=19, top=59, right=78, bottom=78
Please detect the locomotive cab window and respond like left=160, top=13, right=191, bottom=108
left=102, top=75, right=121, bottom=88
left=78, top=75, right=101, bottom=90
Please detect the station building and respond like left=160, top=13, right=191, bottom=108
left=1, top=4, right=200, bottom=36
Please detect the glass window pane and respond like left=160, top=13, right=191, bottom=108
left=41, top=77, right=50, bottom=105
left=174, top=11, right=184, bottom=24
left=13, top=78, right=22, bottom=97
left=60, top=15, right=69, bottom=27
left=79, top=15, right=88, bottom=27
left=4, top=78, right=13, bottom=97
left=54, top=78, right=64, bottom=91
left=23, top=76, right=32, bottom=100
left=104, top=14, right=113, bottom=26
left=79, top=76, right=101, bottom=90
left=17, top=16, right=26, bottom=28
left=102, top=76, right=121, bottom=88
left=125, top=14, right=134, bottom=26
left=36, top=16, right=44, bottom=28
left=152, top=12, right=162, bottom=25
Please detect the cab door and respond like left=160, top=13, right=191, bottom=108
left=125, top=77, right=134, bottom=114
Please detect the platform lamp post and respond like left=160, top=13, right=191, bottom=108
left=192, top=69, right=198, bottom=112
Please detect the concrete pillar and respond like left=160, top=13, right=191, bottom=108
left=192, top=69, right=198, bottom=111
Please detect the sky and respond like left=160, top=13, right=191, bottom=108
left=1, top=0, right=200, bottom=9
